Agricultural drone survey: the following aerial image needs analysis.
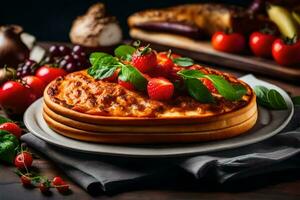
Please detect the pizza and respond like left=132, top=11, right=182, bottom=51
left=43, top=44, right=257, bottom=143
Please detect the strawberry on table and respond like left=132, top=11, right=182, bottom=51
left=131, top=45, right=157, bottom=73
left=0, top=122, right=22, bottom=138
left=147, top=77, right=174, bottom=101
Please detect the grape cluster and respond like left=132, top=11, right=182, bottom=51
left=16, top=60, right=38, bottom=78
left=44, top=45, right=90, bottom=73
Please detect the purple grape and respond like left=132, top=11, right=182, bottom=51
left=58, top=45, right=71, bottom=56
left=49, top=45, right=60, bottom=57
left=63, top=55, right=74, bottom=63
left=72, top=54, right=86, bottom=63
left=72, top=45, right=84, bottom=54
left=59, top=59, right=68, bottom=68
left=16, top=59, right=38, bottom=78
left=65, top=62, right=77, bottom=73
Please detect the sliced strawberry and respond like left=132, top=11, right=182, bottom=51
left=131, top=46, right=157, bottom=73
left=147, top=77, right=174, bottom=101
left=118, top=78, right=135, bottom=90
left=202, top=78, right=218, bottom=93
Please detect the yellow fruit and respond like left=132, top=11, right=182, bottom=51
left=267, top=4, right=298, bottom=38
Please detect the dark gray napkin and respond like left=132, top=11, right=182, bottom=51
left=21, top=107, right=300, bottom=195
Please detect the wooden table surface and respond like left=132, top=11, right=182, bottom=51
left=1, top=42, right=300, bottom=200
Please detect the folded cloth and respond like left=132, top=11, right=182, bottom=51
left=21, top=107, right=300, bottom=195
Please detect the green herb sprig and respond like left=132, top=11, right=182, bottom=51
left=254, top=85, right=287, bottom=110
left=88, top=51, right=148, bottom=91
left=177, top=69, right=247, bottom=102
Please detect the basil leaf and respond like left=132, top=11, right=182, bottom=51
left=233, top=84, right=248, bottom=98
left=254, top=85, right=287, bottom=110
left=89, top=52, right=110, bottom=65
left=267, top=89, right=288, bottom=110
left=0, top=130, right=19, bottom=163
left=177, top=69, right=205, bottom=79
left=114, top=45, right=136, bottom=61
left=292, top=96, right=300, bottom=106
left=88, top=66, right=118, bottom=80
left=0, top=116, right=12, bottom=124
left=173, top=57, right=194, bottom=67
left=254, top=86, right=270, bottom=107
left=119, top=65, right=148, bottom=91
left=206, top=75, right=243, bottom=101
left=185, top=78, right=214, bottom=103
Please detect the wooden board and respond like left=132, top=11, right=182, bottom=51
left=130, top=29, right=300, bottom=83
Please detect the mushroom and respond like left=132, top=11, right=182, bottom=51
left=69, top=3, right=122, bottom=48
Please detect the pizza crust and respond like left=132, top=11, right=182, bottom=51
left=43, top=110, right=257, bottom=144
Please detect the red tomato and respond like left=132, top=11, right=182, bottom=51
left=52, top=176, right=69, bottom=193
left=212, top=31, right=246, bottom=54
left=0, top=81, right=37, bottom=115
left=22, top=76, right=46, bottom=98
left=35, top=66, right=67, bottom=85
left=20, top=175, right=32, bottom=187
left=272, top=38, right=300, bottom=66
left=14, top=152, right=33, bottom=169
left=0, top=122, right=22, bottom=138
left=249, top=32, right=277, bottom=58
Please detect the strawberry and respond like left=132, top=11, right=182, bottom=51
left=150, top=52, right=174, bottom=77
left=118, top=78, right=135, bottom=90
left=147, top=77, right=174, bottom=101
left=202, top=78, right=218, bottom=93
left=131, top=46, right=157, bottom=73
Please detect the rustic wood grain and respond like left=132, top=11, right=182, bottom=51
left=1, top=42, right=300, bottom=200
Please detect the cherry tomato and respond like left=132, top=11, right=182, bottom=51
left=212, top=31, right=246, bottom=54
left=249, top=32, right=277, bottom=58
left=20, top=175, right=32, bottom=187
left=35, top=66, right=67, bottom=85
left=0, top=122, right=22, bottom=138
left=52, top=176, right=69, bottom=193
left=0, top=81, right=37, bottom=115
left=272, top=38, right=300, bottom=66
left=39, top=183, right=50, bottom=193
left=52, top=176, right=64, bottom=186
left=14, top=152, right=33, bottom=169
left=22, top=76, right=46, bottom=98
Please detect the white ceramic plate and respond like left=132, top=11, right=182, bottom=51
left=24, top=75, right=294, bottom=157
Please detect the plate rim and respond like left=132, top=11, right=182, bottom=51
left=23, top=74, right=294, bottom=157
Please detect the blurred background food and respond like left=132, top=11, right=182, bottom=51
left=0, top=0, right=255, bottom=41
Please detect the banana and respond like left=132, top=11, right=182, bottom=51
left=292, top=11, right=300, bottom=25
left=267, top=4, right=298, bottom=38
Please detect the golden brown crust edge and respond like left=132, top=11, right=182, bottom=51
left=43, top=101, right=257, bottom=133
left=43, top=110, right=258, bottom=144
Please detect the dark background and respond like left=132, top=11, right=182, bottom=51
left=0, top=0, right=250, bottom=42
